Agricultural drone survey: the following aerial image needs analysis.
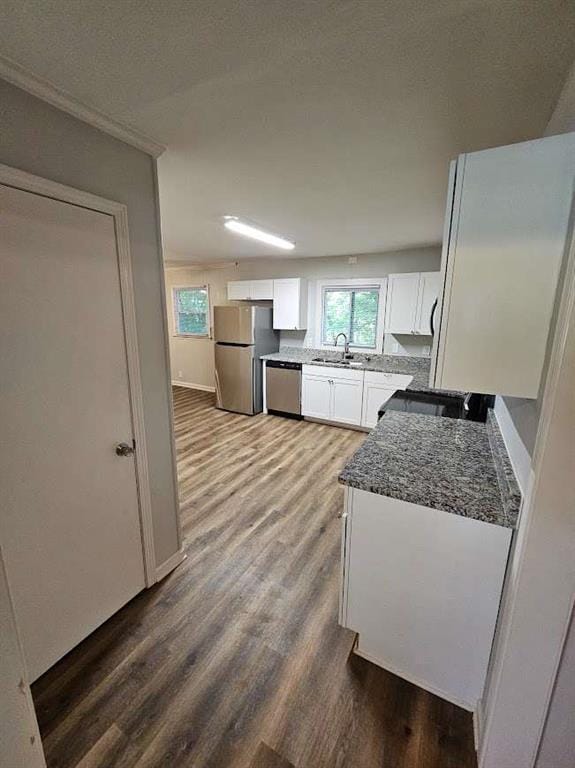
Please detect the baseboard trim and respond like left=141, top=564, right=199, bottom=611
left=473, top=702, right=483, bottom=753
left=171, top=380, right=215, bottom=393
left=155, top=549, right=186, bottom=582
left=493, top=397, right=531, bottom=494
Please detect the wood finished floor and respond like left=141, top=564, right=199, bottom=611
left=32, top=387, right=477, bottom=768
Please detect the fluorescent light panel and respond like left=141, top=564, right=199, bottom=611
left=223, top=217, right=295, bottom=250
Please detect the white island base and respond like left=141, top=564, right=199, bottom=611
left=339, top=487, right=512, bottom=711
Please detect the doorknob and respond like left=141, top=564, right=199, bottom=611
left=115, top=442, right=135, bottom=457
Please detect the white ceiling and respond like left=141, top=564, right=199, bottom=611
left=1, top=1, right=574, bottom=262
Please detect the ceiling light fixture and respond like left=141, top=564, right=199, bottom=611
left=223, top=216, right=295, bottom=250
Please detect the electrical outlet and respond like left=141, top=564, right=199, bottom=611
left=178, top=370, right=183, bottom=379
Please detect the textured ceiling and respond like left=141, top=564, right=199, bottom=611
left=1, top=0, right=574, bottom=261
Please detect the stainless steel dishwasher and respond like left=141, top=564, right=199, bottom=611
left=265, top=360, right=302, bottom=418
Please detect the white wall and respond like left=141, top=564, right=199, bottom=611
left=0, top=79, right=180, bottom=567
left=535, top=612, right=575, bottom=767
left=165, top=247, right=441, bottom=388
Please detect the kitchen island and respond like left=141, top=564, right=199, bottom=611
left=337, top=408, right=520, bottom=711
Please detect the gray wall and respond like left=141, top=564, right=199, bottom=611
left=0, top=79, right=180, bottom=566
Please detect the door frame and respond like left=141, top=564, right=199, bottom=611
left=0, top=162, right=156, bottom=586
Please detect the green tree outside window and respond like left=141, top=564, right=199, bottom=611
left=322, top=288, right=379, bottom=348
left=174, top=287, right=209, bottom=336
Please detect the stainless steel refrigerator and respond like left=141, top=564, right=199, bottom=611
left=214, top=305, right=279, bottom=414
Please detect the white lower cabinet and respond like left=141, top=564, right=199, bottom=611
left=339, top=487, right=512, bottom=710
left=360, top=371, right=413, bottom=428
left=361, top=383, right=397, bottom=428
left=301, top=365, right=364, bottom=426
left=332, top=379, right=363, bottom=425
left=301, top=374, right=332, bottom=420
left=302, top=366, right=413, bottom=429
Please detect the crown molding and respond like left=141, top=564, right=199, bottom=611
left=0, top=55, right=165, bottom=158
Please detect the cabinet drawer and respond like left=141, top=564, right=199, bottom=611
left=302, top=364, right=364, bottom=382
left=364, top=371, right=413, bottom=388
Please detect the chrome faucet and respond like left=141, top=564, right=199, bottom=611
left=334, top=332, right=350, bottom=359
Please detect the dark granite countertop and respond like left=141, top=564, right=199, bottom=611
left=260, top=347, right=462, bottom=396
left=338, top=410, right=521, bottom=529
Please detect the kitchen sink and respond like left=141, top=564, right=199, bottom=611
left=311, top=357, right=363, bottom=367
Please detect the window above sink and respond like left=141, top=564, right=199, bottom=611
left=314, top=278, right=387, bottom=355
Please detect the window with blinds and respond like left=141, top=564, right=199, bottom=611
left=321, top=286, right=380, bottom=348
left=173, top=286, right=210, bottom=336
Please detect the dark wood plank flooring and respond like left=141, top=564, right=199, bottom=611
left=32, top=387, right=477, bottom=768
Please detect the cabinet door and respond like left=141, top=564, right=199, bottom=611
left=273, top=278, right=306, bottom=329
left=361, top=382, right=397, bottom=428
left=250, top=279, right=274, bottom=300
left=415, top=272, right=441, bottom=335
left=301, top=375, right=332, bottom=419
left=385, top=273, right=420, bottom=334
left=433, top=134, right=575, bottom=397
left=227, top=281, right=251, bottom=300
left=332, top=378, right=363, bottom=426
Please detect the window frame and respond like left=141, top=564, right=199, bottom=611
left=172, top=285, right=211, bottom=338
left=314, top=278, right=387, bottom=354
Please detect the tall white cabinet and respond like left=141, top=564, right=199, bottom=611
left=431, top=132, right=575, bottom=397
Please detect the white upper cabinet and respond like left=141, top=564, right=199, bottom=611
left=431, top=132, right=575, bottom=398
left=273, top=278, right=308, bottom=330
left=227, top=280, right=252, bottom=300
left=385, top=272, right=440, bottom=335
left=227, top=279, right=274, bottom=301
left=415, top=272, right=441, bottom=335
left=385, top=273, right=420, bottom=334
left=248, top=279, right=274, bottom=300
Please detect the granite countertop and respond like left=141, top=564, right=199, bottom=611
left=260, top=347, right=462, bottom=396
left=338, top=410, right=521, bottom=529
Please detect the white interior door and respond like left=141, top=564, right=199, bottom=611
left=0, top=184, right=145, bottom=681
